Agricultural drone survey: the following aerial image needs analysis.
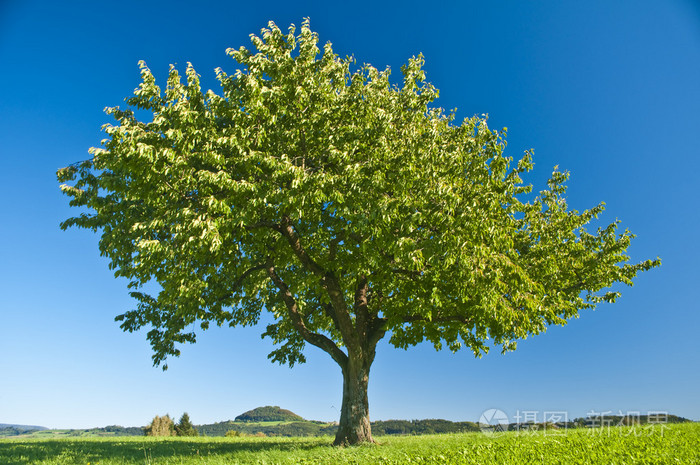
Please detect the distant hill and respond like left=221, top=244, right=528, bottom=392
left=235, top=406, right=305, bottom=422
left=196, top=419, right=336, bottom=437
left=0, top=424, right=49, bottom=438
left=0, top=424, right=47, bottom=431
left=0, top=423, right=48, bottom=431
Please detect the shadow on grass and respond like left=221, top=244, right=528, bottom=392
left=0, top=438, right=330, bottom=464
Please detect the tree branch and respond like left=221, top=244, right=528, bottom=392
left=329, top=235, right=341, bottom=262
left=401, top=314, right=472, bottom=325
left=354, top=275, right=370, bottom=340
left=221, top=264, right=268, bottom=300
left=245, top=220, right=281, bottom=231
left=265, top=259, right=348, bottom=368
left=391, top=268, right=423, bottom=278
left=278, top=215, right=360, bottom=352
left=279, top=215, right=324, bottom=274
left=367, top=317, right=388, bottom=350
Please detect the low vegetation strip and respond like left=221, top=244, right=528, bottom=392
left=8, top=413, right=687, bottom=439
left=0, top=423, right=698, bottom=464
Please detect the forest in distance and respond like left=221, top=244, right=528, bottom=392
left=1, top=406, right=693, bottom=439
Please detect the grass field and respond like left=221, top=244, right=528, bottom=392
left=1, top=423, right=698, bottom=464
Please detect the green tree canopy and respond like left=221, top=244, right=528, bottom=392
left=58, top=19, right=659, bottom=445
left=145, top=415, right=174, bottom=437
left=175, top=412, right=198, bottom=437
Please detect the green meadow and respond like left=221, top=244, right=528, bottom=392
left=1, top=423, right=698, bottom=464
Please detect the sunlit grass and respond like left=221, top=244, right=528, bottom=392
left=1, top=423, right=698, bottom=464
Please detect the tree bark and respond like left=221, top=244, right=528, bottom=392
left=332, top=287, right=386, bottom=446
left=334, top=353, right=374, bottom=446
left=268, top=223, right=387, bottom=446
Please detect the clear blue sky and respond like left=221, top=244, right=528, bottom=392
left=1, top=0, right=698, bottom=430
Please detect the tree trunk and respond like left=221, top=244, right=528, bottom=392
left=333, top=354, right=374, bottom=445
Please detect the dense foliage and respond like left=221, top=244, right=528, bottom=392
left=58, top=19, right=660, bottom=444
left=175, top=413, right=198, bottom=437
left=145, top=416, right=174, bottom=437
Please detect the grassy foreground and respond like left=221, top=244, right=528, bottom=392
left=1, top=423, right=698, bottom=464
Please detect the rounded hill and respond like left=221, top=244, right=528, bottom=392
left=235, top=406, right=305, bottom=422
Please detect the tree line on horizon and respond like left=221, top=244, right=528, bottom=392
left=1, top=413, right=692, bottom=438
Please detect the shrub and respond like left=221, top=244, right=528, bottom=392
left=175, top=413, right=198, bottom=437
left=145, top=415, right=175, bottom=437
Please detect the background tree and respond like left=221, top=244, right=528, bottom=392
left=58, top=20, right=659, bottom=445
left=145, top=415, right=174, bottom=437
left=175, top=412, right=199, bottom=437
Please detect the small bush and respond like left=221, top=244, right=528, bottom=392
left=145, top=415, right=174, bottom=437
left=175, top=413, right=198, bottom=437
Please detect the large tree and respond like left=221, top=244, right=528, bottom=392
left=58, top=20, right=659, bottom=445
